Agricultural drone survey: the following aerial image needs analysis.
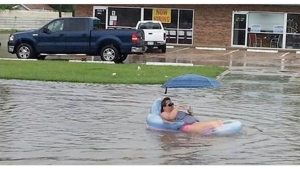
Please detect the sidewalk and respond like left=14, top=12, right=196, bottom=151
left=128, top=47, right=300, bottom=72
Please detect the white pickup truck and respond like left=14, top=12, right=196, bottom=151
left=136, top=20, right=166, bottom=53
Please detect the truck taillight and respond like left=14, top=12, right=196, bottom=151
left=164, top=32, right=166, bottom=40
left=132, top=33, right=138, bottom=43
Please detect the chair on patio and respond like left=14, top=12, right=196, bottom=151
left=270, top=35, right=282, bottom=48
left=249, top=33, right=262, bottom=47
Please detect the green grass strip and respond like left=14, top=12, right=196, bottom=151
left=0, top=60, right=227, bottom=84
left=0, top=29, right=18, bottom=34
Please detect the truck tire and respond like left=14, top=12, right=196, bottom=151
left=100, top=45, right=119, bottom=62
left=114, top=54, right=127, bottom=64
left=161, top=44, right=166, bottom=53
left=16, top=43, right=36, bottom=59
left=118, top=54, right=128, bottom=62
left=38, top=55, right=47, bottom=60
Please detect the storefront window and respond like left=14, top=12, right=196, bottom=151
left=94, top=6, right=194, bottom=45
left=163, top=9, right=178, bottom=29
left=143, top=8, right=152, bottom=20
left=94, top=9, right=106, bottom=29
left=247, top=12, right=284, bottom=48
left=179, top=10, right=193, bottom=29
left=286, top=35, right=300, bottom=49
left=107, top=7, right=141, bottom=28
left=178, top=10, right=193, bottom=44
left=233, top=30, right=246, bottom=46
left=233, top=13, right=247, bottom=46
left=144, top=8, right=178, bottom=28
left=286, top=14, right=300, bottom=49
left=144, top=8, right=193, bottom=44
left=286, top=14, right=300, bottom=33
left=177, top=30, right=192, bottom=44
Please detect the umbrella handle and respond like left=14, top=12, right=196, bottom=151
left=164, top=88, right=168, bottom=94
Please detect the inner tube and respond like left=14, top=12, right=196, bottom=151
left=146, top=98, right=243, bottom=135
left=200, top=120, right=243, bottom=135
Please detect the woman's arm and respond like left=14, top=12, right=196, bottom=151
left=161, top=105, right=180, bottom=121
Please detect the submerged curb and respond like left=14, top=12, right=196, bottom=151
left=69, top=60, right=115, bottom=64
left=216, top=70, right=230, bottom=80
left=247, top=49, right=278, bottom=53
left=195, top=47, right=226, bottom=51
left=0, top=58, right=37, bottom=61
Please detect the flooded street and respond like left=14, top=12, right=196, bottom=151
left=1, top=71, right=300, bottom=164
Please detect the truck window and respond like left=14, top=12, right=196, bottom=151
left=46, top=19, right=65, bottom=32
left=138, top=22, right=161, bottom=29
left=66, top=18, right=87, bottom=31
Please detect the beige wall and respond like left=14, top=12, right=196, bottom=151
left=74, top=4, right=300, bottom=47
left=0, top=10, right=72, bottom=18
left=0, top=10, right=72, bottom=30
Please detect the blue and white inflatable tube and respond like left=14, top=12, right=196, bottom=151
left=146, top=98, right=243, bottom=136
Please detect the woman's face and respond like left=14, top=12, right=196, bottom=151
left=163, top=100, right=174, bottom=112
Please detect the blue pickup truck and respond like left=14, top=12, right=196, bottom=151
left=7, top=17, right=145, bottom=63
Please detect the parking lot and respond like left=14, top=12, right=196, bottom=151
left=127, top=46, right=300, bottom=73
left=1, top=32, right=300, bottom=74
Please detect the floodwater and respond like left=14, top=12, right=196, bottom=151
left=1, top=71, right=300, bottom=165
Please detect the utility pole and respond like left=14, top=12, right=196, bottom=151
left=59, top=4, right=62, bottom=17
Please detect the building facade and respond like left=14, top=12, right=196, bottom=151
left=74, top=4, right=300, bottom=50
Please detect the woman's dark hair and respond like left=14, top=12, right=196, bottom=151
left=161, top=97, right=171, bottom=113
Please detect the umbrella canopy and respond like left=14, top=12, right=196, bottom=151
left=162, top=74, right=221, bottom=94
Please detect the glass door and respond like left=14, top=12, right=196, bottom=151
left=231, top=11, right=248, bottom=47
left=93, top=6, right=108, bottom=29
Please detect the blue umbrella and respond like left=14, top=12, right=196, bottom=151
left=162, top=74, right=221, bottom=94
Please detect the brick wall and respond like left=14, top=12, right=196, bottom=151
left=193, top=5, right=300, bottom=47
left=74, top=4, right=300, bottom=47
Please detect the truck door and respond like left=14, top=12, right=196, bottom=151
left=64, top=18, right=90, bottom=54
left=35, top=19, right=66, bottom=53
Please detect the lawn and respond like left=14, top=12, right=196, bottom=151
left=0, top=30, right=18, bottom=34
left=0, top=60, right=227, bottom=84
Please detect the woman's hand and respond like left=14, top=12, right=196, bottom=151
left=187, top=106, right=194, bottom=116
left=178, top=105, right=188, bottom=110
left=175, top=104, right=194, bottom=115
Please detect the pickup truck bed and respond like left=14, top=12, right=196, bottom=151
left=136, top=20, right=166, bottom=53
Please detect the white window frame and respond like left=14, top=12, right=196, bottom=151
left=231, top=11, right=249, bottom=47
left=92, top=6, right=108, bottom=29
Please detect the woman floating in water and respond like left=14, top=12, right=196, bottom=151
left=160, top=97, right=223, bottom=133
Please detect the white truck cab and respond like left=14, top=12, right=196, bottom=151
left=136, top=20, right=166, bottom=53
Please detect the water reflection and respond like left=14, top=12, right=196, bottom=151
left=0, top=74, right=300, bottom=164
left=0, top=85, right=12, bottom=111
left=158, top=132, right=214, bottom=165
